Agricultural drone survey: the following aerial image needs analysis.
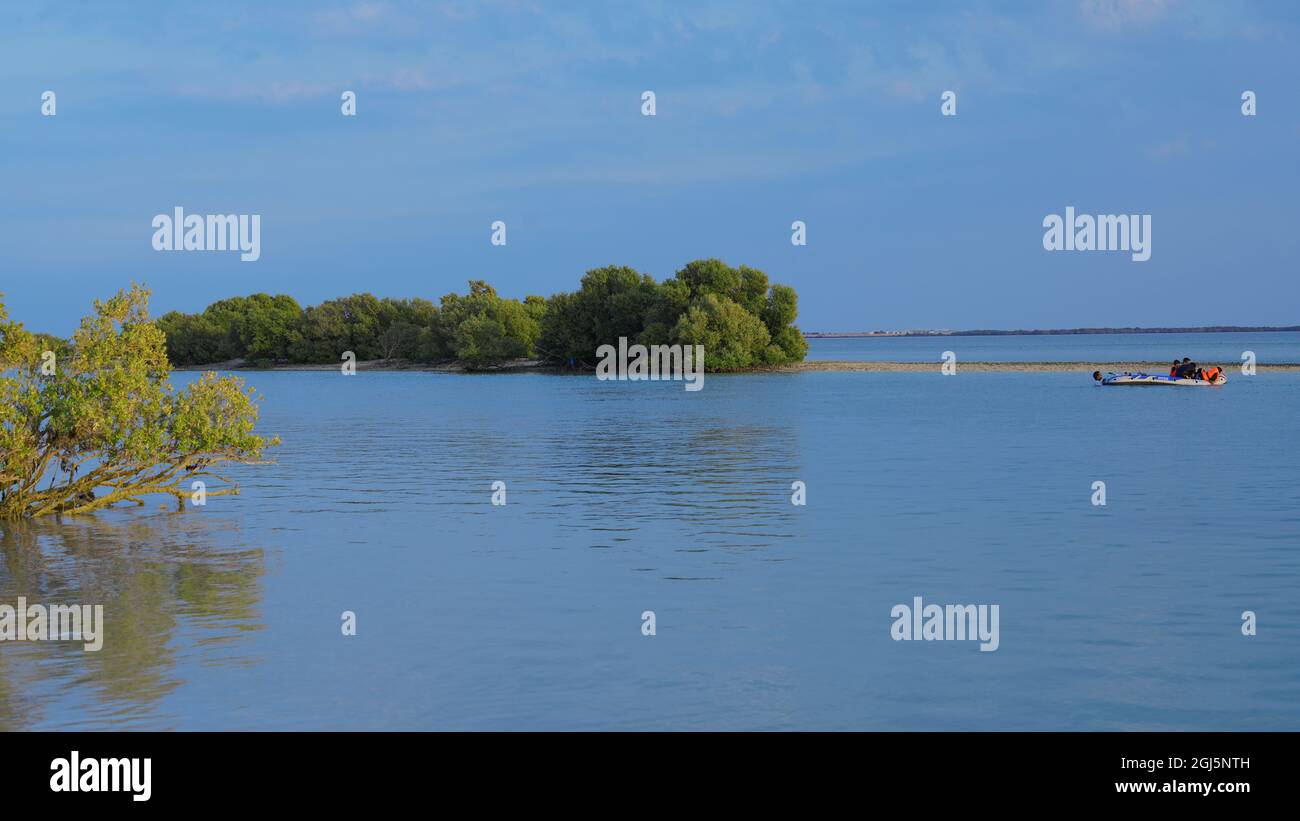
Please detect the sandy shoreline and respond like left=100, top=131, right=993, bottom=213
left=176, top=359, right=1300, bottom=373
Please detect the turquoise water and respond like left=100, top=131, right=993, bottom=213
left=806, top=331, right=1300, bottom=363
left=3, top=358, right=1298, bottom=730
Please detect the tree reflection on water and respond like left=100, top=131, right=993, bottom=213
left=0, top=512, right=265, bottom=730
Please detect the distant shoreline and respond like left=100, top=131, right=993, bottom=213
left=176, top=359, right=1300, bottom=373
left=804, top=326, right=1300, bottom=338
left=786, top=361, right=1300, bottom=372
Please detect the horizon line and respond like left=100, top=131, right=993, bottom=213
left=805, top=326, right=1300, bottom=337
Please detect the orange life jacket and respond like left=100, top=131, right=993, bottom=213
left=1203, top=366, right=1220, bottom=381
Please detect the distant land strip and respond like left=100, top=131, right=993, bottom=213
left=804, top=326, right=1300, bottom=337
left=786, top=361, right=1300, bottom=372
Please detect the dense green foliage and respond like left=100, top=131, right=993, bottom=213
left=156, top=260, right=807, bottom=371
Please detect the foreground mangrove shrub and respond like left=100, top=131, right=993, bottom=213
left=1, top=285, right=277, bottom=519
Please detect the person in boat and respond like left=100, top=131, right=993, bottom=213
left=1174, top=357, right=1198, bottom=378
left=1200, top=365, right=1221, bottom=381
left=1169, top=360, right=1181, bottom=377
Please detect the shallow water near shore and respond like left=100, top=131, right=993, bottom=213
left=3, top=365, right=1298, bottom=730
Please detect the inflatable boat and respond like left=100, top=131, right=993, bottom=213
left=1093, top=371, right=1226, bottom=387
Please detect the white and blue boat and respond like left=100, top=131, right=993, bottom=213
left=1093, top=371, right=1226, bottom=387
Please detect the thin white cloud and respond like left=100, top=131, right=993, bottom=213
left=1146, top=134, right=1191, bottom=158
left=175, top=79, right=337, bottom=103
left=1079, top=0, right=1172, bottom=30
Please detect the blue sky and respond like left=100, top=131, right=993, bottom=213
left=2, top=0, right=1298, bottom=334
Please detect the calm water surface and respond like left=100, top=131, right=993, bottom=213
left=3, top=348, right=1298, bottom=730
